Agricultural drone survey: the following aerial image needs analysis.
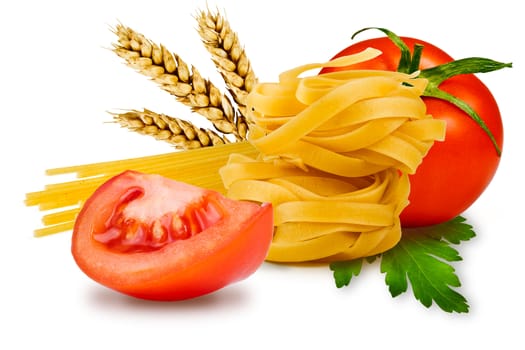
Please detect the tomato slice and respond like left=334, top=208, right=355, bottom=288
left=72, top=170, right=273, bottom=301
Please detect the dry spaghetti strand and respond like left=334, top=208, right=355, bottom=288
left=25, top=142, right=258, bottom=237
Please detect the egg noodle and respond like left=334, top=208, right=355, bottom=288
left=219, top=48, right=446, bottom=262
left=26, top=48, right=445, bottom=262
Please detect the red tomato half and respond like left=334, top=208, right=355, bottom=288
left=321, top=37, right=504, bottom=226
left=72, top=170, right=273, bottom=301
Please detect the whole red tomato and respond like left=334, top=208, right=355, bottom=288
left=321, top=35, right=504, bottom=227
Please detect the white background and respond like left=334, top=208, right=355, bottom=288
left=2, top=0, right=523, bottom=348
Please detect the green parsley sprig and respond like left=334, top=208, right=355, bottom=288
left=330, top=216, right=475, bottom=313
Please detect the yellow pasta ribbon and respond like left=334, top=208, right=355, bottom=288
left=220, top=49, right=446, bottom=262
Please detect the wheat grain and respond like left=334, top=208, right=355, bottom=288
left=111, top=109, right=230, bottom=149
left=112, top=23, right=244, bottom=140
left=196, top=8, right=257, bottom=130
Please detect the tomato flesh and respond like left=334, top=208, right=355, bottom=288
left=321, top=36, right=504, bottom=226
left=93, top=184, right=225, bottom=253
left=72, top=170, right=273, bottom=301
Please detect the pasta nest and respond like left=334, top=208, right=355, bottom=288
left=220, top=48, right=446, bottom=262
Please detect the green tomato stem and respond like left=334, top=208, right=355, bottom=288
left=423, top=85, right=502, bottom=156
left=352, top=27, right=512, bottom=156
left=418, top=58, right=511, bottom=156
left=409, top=44, right=424, bottom=74
left=419, top=58, right=513, bottom=85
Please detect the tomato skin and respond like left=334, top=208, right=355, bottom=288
left=321, top=37, right=504, bottom=226
left=72, top=171, right=273, bottom=301
left=404, top=76, right=503, bottom=226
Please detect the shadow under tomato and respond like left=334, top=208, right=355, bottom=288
left=86, top=282, right=252, bottom=313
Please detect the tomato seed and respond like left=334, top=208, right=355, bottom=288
left=151, top=219, right=167, bottom=242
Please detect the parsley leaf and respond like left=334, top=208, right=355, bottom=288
left=330, top=259, right=363, bottom=288
left=328, top=216, right=476, bottom=313
left=381, top=216, right=475, bottom=313
left=408, top=216, right=476, bottom=244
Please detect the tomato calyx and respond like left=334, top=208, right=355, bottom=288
left=93, top=184, right=225, bottom=253
left=353, top=27, right=511, bottom=156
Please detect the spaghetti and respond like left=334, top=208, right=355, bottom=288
left=25, top=142, right=258, bottom=236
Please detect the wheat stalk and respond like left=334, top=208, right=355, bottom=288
left=111, top=109, right=230, bottom=149
left=196, top=8, right=257, bottom=125
left=112, top=23, right=245, bottom=140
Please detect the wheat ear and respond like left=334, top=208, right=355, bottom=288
left=111, top=109, right=230, bottom=149
left=196, top=8, right=257, bottom=125
left=112, top=24, right=245, bottom=140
